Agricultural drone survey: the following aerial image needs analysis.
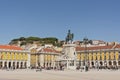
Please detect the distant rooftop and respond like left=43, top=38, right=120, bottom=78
left=0, top=45, right=23, bottom=50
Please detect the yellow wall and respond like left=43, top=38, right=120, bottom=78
left=106, top=52, right=109, bottom=60
left=45, top=55, right=47, bottom=61
left=93, top=53, right=96, bottom=60
left=77, top=50, right=119, bottom=61
left=97, top=52, right=100, bottom=60
left=89, top=53, right=92, bottom=60
left=115, top=51, right=119, bottom=60
left=11, top=52, right=15, bottom=60
left=110, top=52, right=114, bottom=60
left=47, top=55, right=51, bottom=61
left=31, top=54, right=36, bottom=66
left=101, top=52, right=105, bottom=60
left=0, top=51, right=28, bottom=61
left=77, top=53, right=80, bottom=60
left=2, top=52, right=6, bottom=60
left=25, top=54, right=28, bottom=61
left=81, top=53, right=84, bottom=61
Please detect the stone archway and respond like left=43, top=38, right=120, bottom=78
left=13, top=62, right=15, bottom=69
left=104, top=61, right=107, bottom=66
left=0, top=62, right=2, bottom=69
left=21, top=62, right=23, bottom=69
left=109, top=61, right=112, bottom=66
left=24, top=62, right=27, bottom=68
left=38, top=62, right=40, bottom=67
left=91, top=61, right=94, bottom=67
left=44, top=63, right=45, bottom=68
left=113, top=61, right=116, bottom=66
left=17, top=62, right=19, bottom=69
left=100, top=61, right=103, bottom=66
left=49, top=63, right=51, bottom=67
left=8, top=62, right=11, bottom=68
left=118, top=61, right=120, bottom=65
left=47, top=63, right=48, bottom=67
left=83, top=61, right=85, bottom=66
left=4, top=62, right=7, bottom=69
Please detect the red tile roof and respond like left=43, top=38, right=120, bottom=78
left=76, top=44, right=120, bottom=51
left=0, top=45, right=23, bottom=50
left=114, top=44, right=120, bottom=48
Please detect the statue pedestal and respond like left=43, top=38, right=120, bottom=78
left=58, top=44, right=77, bottom=70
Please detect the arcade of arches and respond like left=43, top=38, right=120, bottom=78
left=0, top=51, right=30, bottom=69
left=31, top=53, right=59, bottom=68
left=77, top=48, right=120, bottom=68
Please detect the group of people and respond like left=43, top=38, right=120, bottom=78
left=76, top=65, right=119, bottom=72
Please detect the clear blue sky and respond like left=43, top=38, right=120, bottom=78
left=0, top=0, right=120, bottom=44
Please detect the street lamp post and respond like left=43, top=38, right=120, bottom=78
left=83, top=37, right=92, bottom=72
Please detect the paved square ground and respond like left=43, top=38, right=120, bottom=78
left=0, top=69, right=120, bottom=80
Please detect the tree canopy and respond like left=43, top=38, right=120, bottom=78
left=9, top=36, right=62, bottom=47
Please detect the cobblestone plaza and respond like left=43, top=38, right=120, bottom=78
left=0, top=69, right=120, bottom=80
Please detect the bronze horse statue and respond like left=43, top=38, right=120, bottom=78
left=65, top=30, right=74, bottom=43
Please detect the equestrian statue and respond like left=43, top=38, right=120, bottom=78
left=65, top=30, right=74, bottom=44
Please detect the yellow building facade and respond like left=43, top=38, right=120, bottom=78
left=0, top=45, right=30, bottom=69
left=30, top=47, right=60, bottom=68
left=76, top=45, right=120, bottom=68
left=30, top=44, right=120, bottom=69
